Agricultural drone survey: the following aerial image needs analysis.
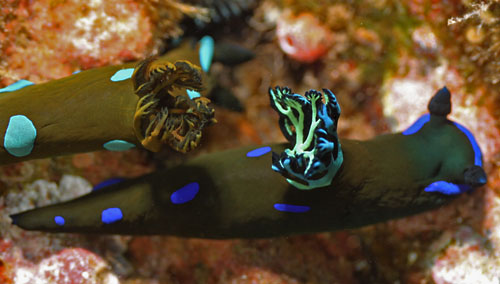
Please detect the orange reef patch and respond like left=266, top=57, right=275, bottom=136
left=276, top=11, right=333, bottom=63
left=0, top=0, right=152, bottom=84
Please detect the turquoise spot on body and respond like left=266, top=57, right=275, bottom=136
left=103, top=140, right=135, bottom=151
left=101, top=208, right=123, bottom=224
left=199, top=36, right=214, bottom=72
left=110, top=68, right=134, bottom=82
left=4, top=115, right=37, bottom=157
left=186, top=89, right=201, bottom=99
left=0, top=80, right=34, bottom=93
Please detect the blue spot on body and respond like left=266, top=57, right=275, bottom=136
left=93, top=177, right=126, bottom=191
left=101, top=208, right=123, bottom=224
left=424, top=181, right=471, bottom=195
left=103, top=140, right=135, bottom=151
left=186, top=89, right=201, bottom=99
left=402, top=113, right=430, bottom=135
left=199, top=36, right=214, bottom=72
left=110, top=68, right=134, bottom=82
left=246, top=146, right=272, bottom=157
left=274, top=203, right=310, bottom=213
left=171, top=182, right=199, bottom=204
left=72, top=70, right=81, bottom=74
left=4, top=115, right=37, bottom=157
left=0, top=80, right=34, bottom=93
left=453, top=122, right=483, bottom=167
left=54, top=216, right=65, bottom=226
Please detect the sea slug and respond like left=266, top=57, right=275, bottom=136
left=10, top=86, right=487, bottom=238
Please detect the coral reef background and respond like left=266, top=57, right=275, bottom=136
left=1, top=0, right=500, bottom=283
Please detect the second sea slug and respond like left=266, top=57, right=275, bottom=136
left=0, top=36, right=222, bottom=165
left=10, top=86, right=487, bottom=238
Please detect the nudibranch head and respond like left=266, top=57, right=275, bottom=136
left=269, top=86, right=343, bottom=190
left=131, top=58, right=216, bottom=153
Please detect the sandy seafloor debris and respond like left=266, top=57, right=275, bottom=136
left=1, top=0, right=500, bottom=283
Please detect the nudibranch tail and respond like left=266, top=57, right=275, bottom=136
left=269, top=86, right=343, bottom=190
left=132, top=58, right=216, bottom=153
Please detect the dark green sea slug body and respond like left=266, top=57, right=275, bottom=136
left=0, top=37, right=221, bottom=165
left=11, top=86, right=487, bottom=238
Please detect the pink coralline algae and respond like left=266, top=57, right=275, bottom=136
left=431, top=199, right=500, bottom=284
left=276, top=11, right=333, bottom=63
left=0, top=0, right=152, bottom=84
left=0, top=175, right=126, bottom=283
left=429, top=170, right=500, bottom=284
left=3, top=245, right=119, bottom=284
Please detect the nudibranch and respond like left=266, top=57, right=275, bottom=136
left=0, top=36, right=220, bottom=165
left=10, top=86, right=487, bottom=238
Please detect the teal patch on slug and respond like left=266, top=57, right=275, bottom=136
left=54, top=216, right=65, bottom=226
left=103, top=140, right=135, bottom=151
left=171, top=182, right=199, bottom=204
left=110, top=68, right=134, bottom=82
left=0, top=80, right=34, bottom=93
left=246, top=146, right=271, bottom=157
left=186, top=89, right=201, bottom=99
left=199, top=35, right=214, bottom=72
left=101, top=208, right=123, bottom=224
left=4, top=115, right=37, bottom=157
